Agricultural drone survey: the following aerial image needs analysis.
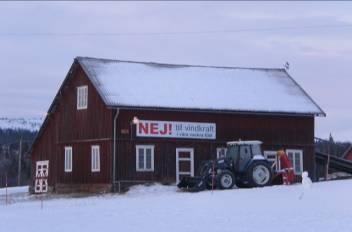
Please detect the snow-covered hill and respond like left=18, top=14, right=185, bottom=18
left=1, top=180, right=351, bottom=232
left=0, top=117, right=42, bottom=132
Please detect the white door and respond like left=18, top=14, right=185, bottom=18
left=176, top=148, right=194, bottom=183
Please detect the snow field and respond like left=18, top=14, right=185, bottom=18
left=0, top=180, right=351, bottom=232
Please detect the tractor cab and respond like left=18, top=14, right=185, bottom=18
left=225, top=140, right=265, bottom=172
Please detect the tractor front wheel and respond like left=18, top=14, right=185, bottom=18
left=219, top=170, right=235, bottom=189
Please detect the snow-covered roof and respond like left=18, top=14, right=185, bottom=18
left=77, top=57, right=325, bottom=116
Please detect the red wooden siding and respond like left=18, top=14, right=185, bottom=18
left=345, top=149, right=352, bottom=161
left=31, top=62, right=113, bottom=190
left=115, top=109, right=315, bottom=183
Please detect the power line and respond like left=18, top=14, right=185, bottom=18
left=0, top=24, right=351, bottom=37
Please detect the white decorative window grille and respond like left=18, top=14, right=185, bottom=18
left=35, top=160, right=49, bottom=193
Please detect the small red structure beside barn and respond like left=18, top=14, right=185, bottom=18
left=30, top=57, right=325, bottom=193
left=343, top=145, right=352, bottom=161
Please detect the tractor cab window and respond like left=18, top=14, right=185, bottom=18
left=240, top=145, right=251, bottom=158
left=226, top=146, right=239, bottom=160
left=251, top=144, right=262, bottom=156
left=239, top=145, right=251, bottom=170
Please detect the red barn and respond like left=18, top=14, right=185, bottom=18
left=30, top=57, right=325, bottom=193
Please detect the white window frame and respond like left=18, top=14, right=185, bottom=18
left=136, top=145, right=155, bottom=172
left=91, top=145, right=100, bottom=172
left=264, top=150, right=280, bottom=171
left=216, top=147, right=227, bottom=159
left=176, top=148, right=194, bottom=183
left=77, top=85, right=88, bottom=110
left=286, top=149, right=303, bottom=174
left=64, top=146, right=72, bottom=172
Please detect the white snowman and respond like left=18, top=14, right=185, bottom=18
left=302, top=171, right=312, bottom=189
left=299, top=171, right=312, bottom=199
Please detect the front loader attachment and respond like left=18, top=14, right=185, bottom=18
left=177, top=176, right=206, bottom=192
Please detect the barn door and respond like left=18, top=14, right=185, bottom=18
left=176, top=148, right=194, bottom=183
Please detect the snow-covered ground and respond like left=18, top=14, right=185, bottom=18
left=0, top=117, right=42, bottom=131
left=1, top=180, right=351, bottom=232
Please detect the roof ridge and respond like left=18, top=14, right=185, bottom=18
left=76, top=56, right=285, bottom=72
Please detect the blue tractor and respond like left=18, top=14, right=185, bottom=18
left=177, top=141, right=273, bottom=191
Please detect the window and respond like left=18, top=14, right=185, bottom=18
left=64, top=146, right=72, bottom=172
left=91, top=145, right=100, bottom=172
left=264, top=151, right=280, bottom=171
left=286, top=149, right=303, bottom=174
left=77, top=86, right=88, bottom=110
left=216, top=147, right=227, bottom=159
left=226, top=145, right=239, bottom=160
left=240, top=145, right=251, bottom=158
left=251, top=144, right=262, bottom=156
left=136, top=145, right=154, bottom=171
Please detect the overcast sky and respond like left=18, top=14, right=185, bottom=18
left=0, top=2, right=351, bottom=141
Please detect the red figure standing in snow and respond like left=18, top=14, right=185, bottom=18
left=277, top=150, right=295, bottom=185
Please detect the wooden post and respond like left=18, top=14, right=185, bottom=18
left=5, top=173, right=8, bottom=205
left=130, top=123, right=133, bottom=140
left=325, top=134, right=331, bottom=180
left=17, top=137, right=22, bottom=186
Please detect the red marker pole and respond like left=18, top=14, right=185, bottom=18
left=211, top=161, right=215, bottom=194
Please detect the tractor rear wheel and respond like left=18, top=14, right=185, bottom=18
left=219, top=170, right=235, bottom=189
left=246, top=161, right=272, bottom=187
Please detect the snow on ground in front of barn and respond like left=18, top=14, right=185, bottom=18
left=1, top=180, right=352, bottom=232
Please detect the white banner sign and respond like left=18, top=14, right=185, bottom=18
left=136, top=120, right=216, bottom=140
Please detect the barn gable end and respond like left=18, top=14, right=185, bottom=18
left=30, top=60, right=113, bottom=193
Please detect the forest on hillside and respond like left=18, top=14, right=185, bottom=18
left=0, top=129, right=37, bottom=187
